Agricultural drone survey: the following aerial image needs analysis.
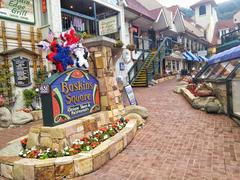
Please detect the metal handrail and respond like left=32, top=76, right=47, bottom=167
left=128, top=37, right=173, bottom=83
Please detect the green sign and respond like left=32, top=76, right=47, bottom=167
left=0, top=0, right=35, bottom=24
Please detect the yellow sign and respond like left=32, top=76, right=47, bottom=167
left=0, top=0, right=35, bottom=24
left=99, top=16, right=118, bottom=36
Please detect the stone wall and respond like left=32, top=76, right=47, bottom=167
left=84, top=37, right=125, bottom=121
left=0, top=119, right=138, bottom=180
left=27, top=111, right=120, bottom=150
left=212, top=82, right=228, bottom=114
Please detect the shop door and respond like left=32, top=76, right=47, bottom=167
left=231, top=79, right=240, bottom=116
left=148, top=29, right=156, bottom=50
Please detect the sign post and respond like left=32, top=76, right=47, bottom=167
left=124, top=85, right=138, bottom=105
left=40, top=68, right=101, bottom=126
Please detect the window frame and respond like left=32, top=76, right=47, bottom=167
left=199, top=5, right=206, bottom=16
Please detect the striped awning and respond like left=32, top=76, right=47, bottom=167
left=198, top=56, right=208, bottom=62
left=183, top=51, right=199, bottom=61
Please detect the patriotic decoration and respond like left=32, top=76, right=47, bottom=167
left=47, top=28, right=54, bottom=42
left=37, top=28, right=89, bottom=73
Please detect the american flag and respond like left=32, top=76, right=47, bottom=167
left=47, top=28, right=54, bottom=42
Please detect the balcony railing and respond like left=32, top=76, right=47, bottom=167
left=221, top=28, right=240, bottom=44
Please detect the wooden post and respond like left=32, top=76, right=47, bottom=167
left=30, top=26, right=37, bottom=80
left=37, top=28, right=44, bottom=75
left=17, top=24, right=22, bottom=48
left=1, top=21, right=7, bottom=52
left=1, top=21, right=12, bottom=105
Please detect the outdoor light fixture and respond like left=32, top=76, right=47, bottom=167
left=70, top=5, right=73, bottom=9
left=89, top=6, right=92, bottom=10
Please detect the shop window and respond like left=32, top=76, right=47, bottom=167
left=172, top=60, right=176, bottom=71
left=217, top=59, right=240, bottom=79
left=207, top=62, right=229, bottom=79
left=231, top=67, right=240, bottom=116
left=176, top=61, right=180, bottom=71
left=199, top=5, right=206, bottom=15
left=199, top=64, right=218, bottom=79
left=62, top=13, right=96, bottom=35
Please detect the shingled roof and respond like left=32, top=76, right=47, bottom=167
left=125, top=0, right=161, bottom=21
left=212, top=19, right=238, bottom=45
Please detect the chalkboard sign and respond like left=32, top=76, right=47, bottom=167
left=12, top=57, right=31, bottom=87
left=124, top=85, right=138, bottom=105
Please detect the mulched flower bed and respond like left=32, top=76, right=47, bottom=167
left=19, top=117, right=129, bottom=159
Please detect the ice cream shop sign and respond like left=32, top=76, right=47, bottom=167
left=40, top=68, right=100, bottom=126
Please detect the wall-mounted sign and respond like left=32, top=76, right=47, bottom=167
left=197, top=50, right=208, bottom=57
left=0, top=0, right=35, bottom=24
left=124, top=85, right=137, bottom=105
left=12, top=56, right=31, bottom=87
left=99, top=16, right=118, bottom=36
left=119, top=62, right=125, bottom=71
left=40, top=68, right=101, bottom=126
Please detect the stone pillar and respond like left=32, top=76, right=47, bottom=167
left=48, top=0, right=62, bottom=36
left=84, top=37, right=125, bottom=121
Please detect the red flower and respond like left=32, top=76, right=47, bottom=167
left=95, top=133, right=101, bottom=138
left=90, top=142, right=98, bottom=148
left=20, top=138, right=28, bottom=145
left=72, top=144, right=81, bottom=150
left=111, top=123, right=117, bottom=129
left=99, top=127, right=107, bottom=132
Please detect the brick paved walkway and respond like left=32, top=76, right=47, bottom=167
left=0, top=121, right=41, bottom=149
left=79, top=79, right=240, bottom=180
left=1, top=80, right=240, bottom=179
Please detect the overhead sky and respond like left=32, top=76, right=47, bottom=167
left=157, top=0, right=229, bottom=8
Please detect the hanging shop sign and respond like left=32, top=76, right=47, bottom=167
left=40, top=68, right=101, bottom=126
left=12, top=56, right=31, bottom=87
left=0, top=0, right=35, bottom=24
left=99, top=15, right=118, bottom=36
left=124, top=85, right=138, bottom=105
left=41, top=0, right=47, bottom=13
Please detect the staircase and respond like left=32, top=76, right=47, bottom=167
left=128, top=37, right=176, bottom=87
left=131, top=52, right=156, bottom=87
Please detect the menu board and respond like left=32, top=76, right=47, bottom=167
left=12, top=57, right=31, bottom=87
left=124, top=85, right=138, bottom=105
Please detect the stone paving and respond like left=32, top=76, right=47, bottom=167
left=0, top=79, right=240, bottom=179
left=0, top=121, right=41, bottom=149
left=78, top=79, right=240, bottom=180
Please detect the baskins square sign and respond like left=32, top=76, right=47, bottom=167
left=40, top=68, right=100, bottom=126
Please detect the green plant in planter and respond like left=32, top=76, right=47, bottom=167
left=23, top=89, right=37, bottom=108
left=34, top=66, right=48, bottom=85
left=113, top=39, right=124, bottom=48
left=126, top=44, right=135, bottom=51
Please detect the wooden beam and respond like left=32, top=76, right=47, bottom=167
left=1, top=21, right=7, bottom=51
left=30, top=26, right=37, bottom=80
left=37, top=28, right=44, bottom=72
left=17, top=24, right=22, bottom=48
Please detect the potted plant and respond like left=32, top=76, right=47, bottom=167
left=126, top=44, right=135, bottom=51
left=113, top=39, right=124, bottom=48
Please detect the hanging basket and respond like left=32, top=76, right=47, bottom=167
left=126, top=44, right=135, bottom=51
